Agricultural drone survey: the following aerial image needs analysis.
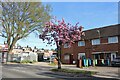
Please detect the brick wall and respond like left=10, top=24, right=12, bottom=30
left=61, top=24, right=120, bottom=64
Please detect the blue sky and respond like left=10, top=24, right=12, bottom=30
left=0, top=2, right=118, bottom=50
left=41, top=0, right=120, bottom=2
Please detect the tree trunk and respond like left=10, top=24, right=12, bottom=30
left=6, top=49, right=12, bottom=64
left=57, top=41, right=62, bottom=69
left=6, top=36, right=18, bottom=63
left=57, top=46, right=61, bottom=69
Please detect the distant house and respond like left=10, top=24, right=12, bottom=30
left=22, top=46, right=32, bottom=53
left=0, top=44, right=56, bottom=63
left=17, top=52, right=38, bottom=62
left=36, top=49, right=57, bottom=62
left=11, top=48, right=23, bottom=61
left=11, top=47, right=38, bottom=62
left=36, top=50, right=44, bottom=62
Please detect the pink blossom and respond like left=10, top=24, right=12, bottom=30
left=39, top=18, right=84, bottom=47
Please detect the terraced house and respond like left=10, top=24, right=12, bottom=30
left=61, top=24, right=120, bottom=65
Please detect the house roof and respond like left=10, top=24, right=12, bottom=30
left=82, top=24, right=120, bottom=40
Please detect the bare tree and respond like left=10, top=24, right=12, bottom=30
left=0, top=2, right=51, bottom=57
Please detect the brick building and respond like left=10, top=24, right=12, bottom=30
left=0, top=44, right=8, bottom=63
left=61, top=24, right=120, bottom=65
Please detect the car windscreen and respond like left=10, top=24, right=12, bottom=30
left=115, top=57, right=120, bottom=59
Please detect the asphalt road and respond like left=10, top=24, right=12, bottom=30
left=2, top=64, right=56, bottom=78
left=1, top=63, right=119, bottom=80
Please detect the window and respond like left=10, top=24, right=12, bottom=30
left=64, top=43, right=69, bottom=48
left=108, top=36, right=118, bottom=43
left=92, top=39, right=100, bottom=45
left=94, top=54, right=100, bottom=59
left=64, top=54, right=70, bottom=60
left=78, top=53, right=85, bottom=59
left=78, top=41, right=85, bottom=46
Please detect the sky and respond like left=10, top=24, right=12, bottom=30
left=0, top=2, right=118, bottom=50
left=1, top=0, right=120, bottom=2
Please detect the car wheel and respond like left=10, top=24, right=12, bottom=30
left=111, top=64, right=114, bottom=67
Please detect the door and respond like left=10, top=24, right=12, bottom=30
left=38, top=53, right=44, bottom=62
left=70, top=54, right=73, bottom=64
left=64, top=54, right=70, bottom=64
left=111, top=53, right=116, bottom=61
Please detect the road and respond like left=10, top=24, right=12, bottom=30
left=2, top=64, right=57, bottom=78
left=1, top=63, right=119, bottom=80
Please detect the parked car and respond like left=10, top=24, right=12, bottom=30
left=111, top=56, right=120, bottom=67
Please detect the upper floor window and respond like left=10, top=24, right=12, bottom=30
left=78, top=41, right=85, bottom=46
left=64, top=43, right=69, bottom=48
left=92, top=39, right=100, bottom=45
left=108, top=36, right=118, bottom=43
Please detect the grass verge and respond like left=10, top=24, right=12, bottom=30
left=11, top=60, right=37, bottom=64
left=48, top=62, right=57, bottom=66
left=51, top=68, right=97, bottom=76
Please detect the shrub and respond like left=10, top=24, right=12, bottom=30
left=20, top=60, right=37, bottom=64
left=20, top=60, right=30, bottom=63
left=11, top=60, right=20, bottom=63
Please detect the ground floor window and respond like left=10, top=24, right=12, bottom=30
left=94, top=54, right=99, bottom=59
left=64, top=54, right=70, bottom=60
left=92, top=52, right=118, bottom=61
left=78, top=53, right=85, bottom=59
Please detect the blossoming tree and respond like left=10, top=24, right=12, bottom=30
left=39, top=18, right=84, bottom=69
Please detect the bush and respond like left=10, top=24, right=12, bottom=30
left=20, top=60, right=37, bottom=64
left=20, top=60, right=30, bottom=63
left=11, top=60, right=20, bottom=63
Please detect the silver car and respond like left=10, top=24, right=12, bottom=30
left=111, top=56, right=120, bottom=67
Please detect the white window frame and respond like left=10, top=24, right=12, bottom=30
left=92, top=39, right=100, bottom=45
left=64, top=43, right=69, bottom=48
left=108, top=36, right=118, bottom=43
left=78, top=53, right=85, bottom=59
left=78, top=41, right=85, bottom=46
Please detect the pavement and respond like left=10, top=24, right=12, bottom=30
left=28, top=62, right=120, bottom=79
left=0, top=63, right=2, bottom=80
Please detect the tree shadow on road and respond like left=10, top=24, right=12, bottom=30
left=35, top=71, right=119, bottom=80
